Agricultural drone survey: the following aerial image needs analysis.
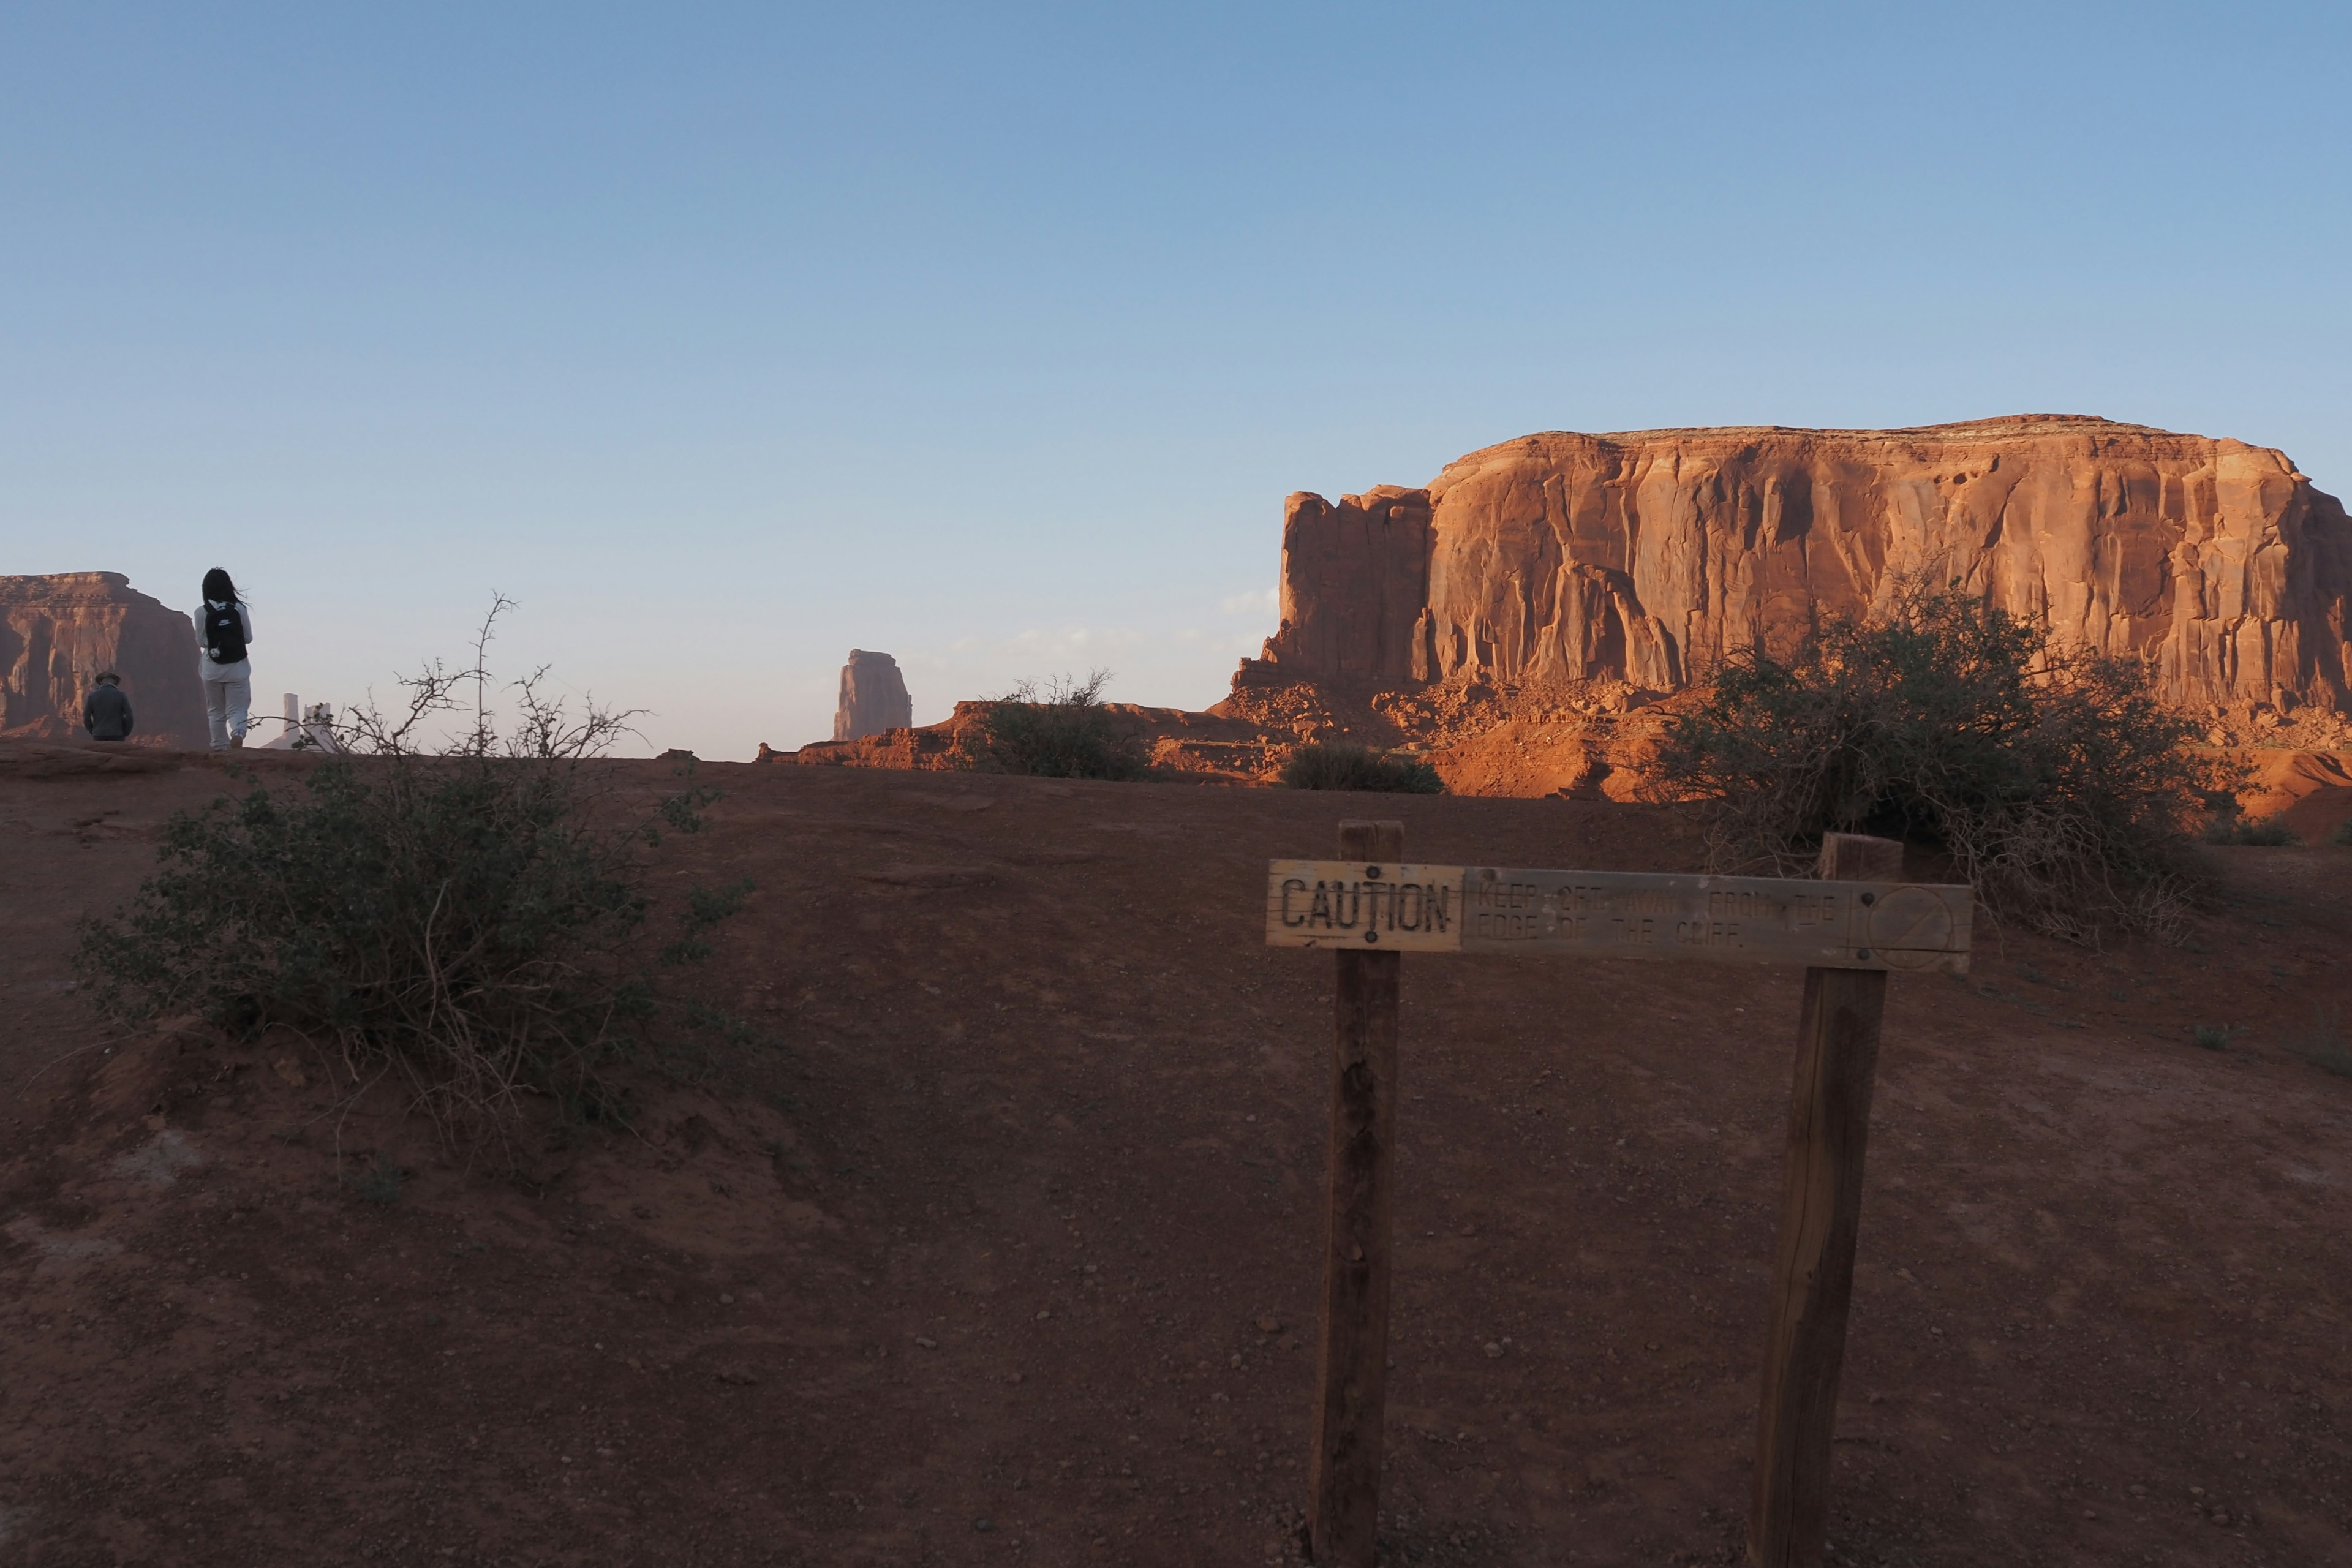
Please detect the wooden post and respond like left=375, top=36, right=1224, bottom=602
left=1306, top=818, right=1404, bottom=1566
left=1749, top=832, right=1903, bottom=1568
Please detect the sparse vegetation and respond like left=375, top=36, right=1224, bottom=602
left=74, top=600, right=755, bottom=1144
left=1648, top=579, right=2234, bottom=943
left=951, top=670, right=1150, bottom=780
left=2331, top=820, right=2352, bottom=848
left=1279, top=741, right=1445, bottom=794
left=344, top=1153, right=405, bottom=1205
left=2192, top=1023, right=2241, bottom=1052
left=2288, top=1005, right=2352, bottom=1079
left=2204, top=814, right=2299, bottom=846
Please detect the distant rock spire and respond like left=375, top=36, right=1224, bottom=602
left=832, top=650, right=913, bottom=742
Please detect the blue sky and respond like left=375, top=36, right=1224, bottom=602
left=4, top=2, right=2348, bottom=756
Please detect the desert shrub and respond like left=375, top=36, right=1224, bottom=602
left=2332, top=820, right=2352, bottom=848
left=75, top=601, right=751, bottom=1141
left=1280, top=741, right=1445, bottom=794
left=344, top=1153, right=405, bottom=1205
left=952, top=670, right=1148, bottom=780
left=2191, top=1022, right=2241, bottom=1052
left=2290, top=1004, right=2352, bottom=1078
left=1648, top=580, right=2232, bottom=943
left=2203, top=814, right=2299, bottom=846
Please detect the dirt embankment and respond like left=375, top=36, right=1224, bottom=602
left=4, top=742, right=2351, bottom=1565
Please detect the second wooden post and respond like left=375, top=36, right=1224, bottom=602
left=1306, top=818, right=1404, bottom=1566
left=1749, top=831, right=1903, bottom=1567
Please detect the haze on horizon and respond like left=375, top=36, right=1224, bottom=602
left=4, top=2, right=2348, bottom=760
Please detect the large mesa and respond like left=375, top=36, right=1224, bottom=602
left=1239, top=416, right=2352, bottom=719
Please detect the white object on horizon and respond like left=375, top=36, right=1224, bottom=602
left=258, top=692, right=341, bottom=752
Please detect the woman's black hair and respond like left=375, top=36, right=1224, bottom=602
left=202, top=567, right=238, bottom=605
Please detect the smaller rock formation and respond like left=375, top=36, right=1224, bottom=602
left=1, top=573, right=208, bottom=747
left=833, top=650, right=914, bottom=742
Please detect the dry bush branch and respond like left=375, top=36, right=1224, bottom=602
left=75, top=598, right=750, bottom=1151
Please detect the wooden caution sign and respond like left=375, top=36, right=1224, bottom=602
left=1277, top=827, right=1966, bottom=1568
left=1266, top=860, right=1972, bottom=973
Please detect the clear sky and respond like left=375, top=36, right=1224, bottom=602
left=4, top=2, right=2347, bottom=757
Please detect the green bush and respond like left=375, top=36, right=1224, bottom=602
left=2332, top=820, right=2352, bottom=848
left=1647, top=580, right=2231, bottom=943
left=952, top=670, right=1149, bottom=780
left=75, top=603, right=750, bottom=1142
left=2191, top=1022, right=2241, bottom=1052
left=1279, top=741, right=1445, bottom=794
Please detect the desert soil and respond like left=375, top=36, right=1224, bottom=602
left=2, top=743, right=2348, bottom=1567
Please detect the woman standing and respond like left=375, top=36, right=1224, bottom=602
left=194, top=567, right=254, bottom=751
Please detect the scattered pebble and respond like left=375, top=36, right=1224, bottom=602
left=915, top=1336, right=938, bottom=1350
left=1256, top=1316, right=1280, bottom=1334
left=1483, top=1342, right=1504, bottom=1359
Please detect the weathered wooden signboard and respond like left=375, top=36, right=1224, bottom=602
left=1265, top=859, right=1972, bottom=972
left=1275, top=827, right=1973, bottom=1568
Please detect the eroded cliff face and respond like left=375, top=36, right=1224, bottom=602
left=1245, top=417, right=2352, bottom=714
left=0, top=573, right=208, bottom=747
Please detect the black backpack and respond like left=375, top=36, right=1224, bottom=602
left=204, top=602, right=248, bottom=663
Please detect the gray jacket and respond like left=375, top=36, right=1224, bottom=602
left=84, top=683, right=134, bottom=741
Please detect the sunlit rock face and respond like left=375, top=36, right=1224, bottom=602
left=1243, top=416, right=2352, bottom=715
left=832, top=649, right=914, bottom=742
left=1, top=572, right=208, bottom=746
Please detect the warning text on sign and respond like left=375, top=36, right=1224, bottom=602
left=1266, top=861, right=1970, bottom=972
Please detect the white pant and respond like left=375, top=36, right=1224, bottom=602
left=203, top=660, right=252, bottom=748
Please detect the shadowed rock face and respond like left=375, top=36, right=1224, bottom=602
left=0, top=573, right=208, bottom=747
left=832, top=650, right=914, bottom=742
left=1245, top=416, right=2352, bottom=714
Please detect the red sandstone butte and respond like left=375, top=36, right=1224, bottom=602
left=1242, top=417, right=2352, bottom=715
left=1, top=572, right=208, bottom=747
left=832, top=650, right=914, bottom=742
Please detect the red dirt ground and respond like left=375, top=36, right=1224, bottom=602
left=2, top=742, right=2349, bottom=1567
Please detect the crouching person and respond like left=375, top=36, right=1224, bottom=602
left=83, top=671, right=134, bottom=742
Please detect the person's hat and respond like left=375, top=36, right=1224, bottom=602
left=96, top=669, right=121, bottom=684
